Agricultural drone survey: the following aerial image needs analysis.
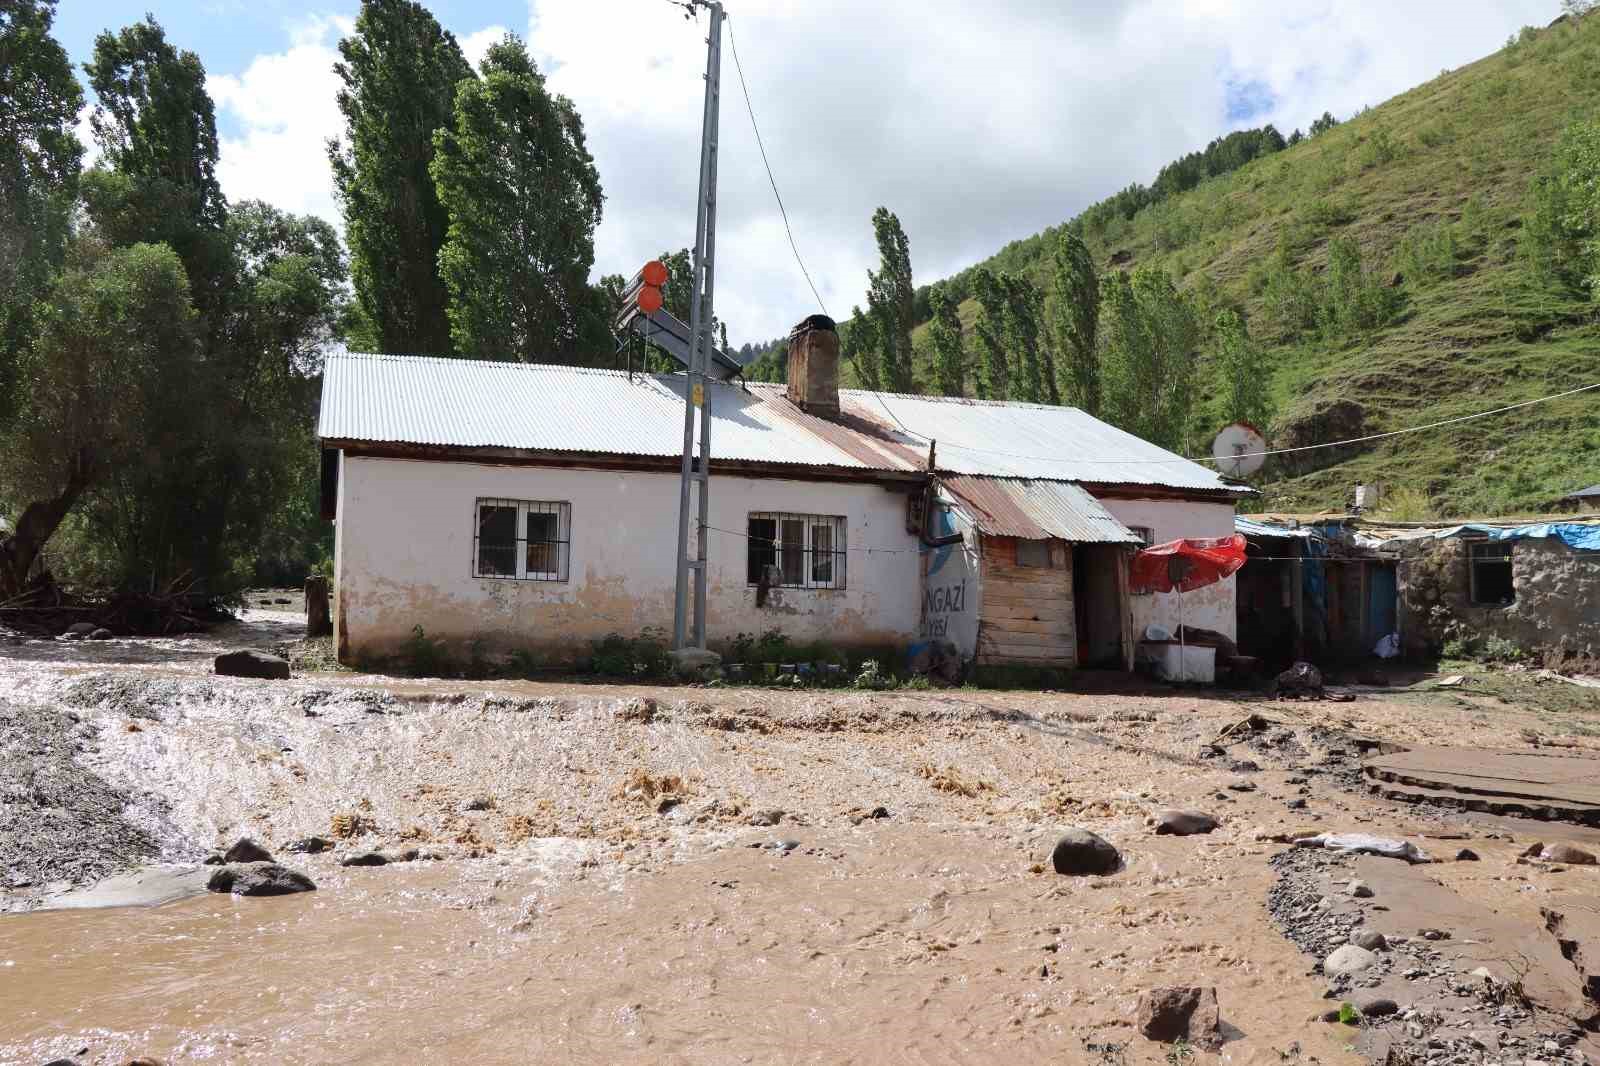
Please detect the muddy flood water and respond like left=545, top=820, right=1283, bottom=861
left=4, top=610, right=1600, bottom=1064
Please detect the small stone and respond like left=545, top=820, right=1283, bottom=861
left=1227, top=781, right=1257, bottom=792
left=1348, top=880, right=1374, bottom=899
left=61, top=621, right=97, bottom=637
left=88, top=627, right=114, bottom=640
left=1354, top=994, right=1399, bottom=1017
left=202, top=854, right=225, bottom=865
left=1051, top=829, right=1122, bottom=876
left=283, top=836, right=332, bottom=854
left=340, top=851, right=389, bottom=867
left=749, top=809, right=784, bottom=827
left=1354, top=930, right=1387, bottom=951
left=223, top=837, right=273, bottom=864
left=867, top=806, right=890, bottom=819
left=462, top=797, right=495, bottom=812
left=1287, top=799, right=1308, bottom=810
left=1523, top=841, right=1546, bottom=858
left=206, top=863, right=315, bottom=896
left=1419, top=928, right=1451, bottom=941
left=1456, top=848, right=1480, bottom=861
left=1154, top=809, right=1219, bottom=836
left=214, top=649, right=291, bottom=680
left=768, top=839, right=801, bottom=853
left=1324, top=944, right=1380, bottom=978
left=1231, top=760, right=1261, bottom=773
left=1135, top=986, right=1222, bottom=1049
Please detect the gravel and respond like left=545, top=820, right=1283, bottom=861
left=0, top=698, right=160, bottom=895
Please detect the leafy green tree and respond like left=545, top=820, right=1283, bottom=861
left=1260, top=234, right=1318, bottom=339
left=330, top=0, right=472, bottom=355
left=1099, top=266, right=1199, bottom=451
left=999, top=272, right=1051, bottom=404
left=83, top=17, right=229, bottom=318
left=1212, top=309, right=1273, bottom=432
left=432, top=35, right=603, bottom=362
left=1046, top=229, right=1100, bottom=414
left=970, top=268, right=1009, bottom=400
left=926, top=288, right=965, bottom=396
left=842, top=305, right=880, bottom=390
left=0, top=0, right=82, bottom=419
left=1310, top=111, right=1340, bottom=136
left=1522, top=118, right=1600, bottom=297
left=1318, top=236, right=1403, bottom=336
left=0, top=242, right=196, bottom=594
left=866, top=207, right=915, bottom=392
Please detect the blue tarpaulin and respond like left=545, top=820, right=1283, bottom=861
left=1433, top=523, right=1600, bottom=552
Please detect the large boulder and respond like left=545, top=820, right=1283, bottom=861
left=1154, top=810, right=1218, bottom=836
left=223, top=837, right=274, bottom=864
left=206, top=863, right=315, bottom=896
left=1541, top=843, right=1597, bottom=866
left=1136, top=986, right=1222, bottom=1049
left=1323, top=944, right=1379, bottom=978
left=214, top=649, right=291, bottom=680
left=1051, top=829, right=1122, bottom=876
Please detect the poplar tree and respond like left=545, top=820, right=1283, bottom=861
left=970, top=268, right=1009, bottom=400
left=0, top=0, right=82, bottom=420
left=1213, top=308, right=1273, bottom=431
left=432, top=35, right=602, bottom=362
left=843, top=305, right=881, bottom=391
left=1047, top=229, right=1101, bottom=414
left=330, top=0, right=471, bottom=355
left=866, top=207, right=915, bottom=392
left=926, top=289, right=966, bottom=396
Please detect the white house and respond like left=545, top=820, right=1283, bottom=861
left=317, top=317, right=1245, bottom=671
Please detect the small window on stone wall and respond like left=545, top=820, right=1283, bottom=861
left=1468, top=541, right=1514, bottom=606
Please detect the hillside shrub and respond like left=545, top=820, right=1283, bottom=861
left=1318, top=237, right=1405, bottom=337
left=1521, top=118, right=1600, bottom=297
left=1393, top=221, right=1462, bottom=288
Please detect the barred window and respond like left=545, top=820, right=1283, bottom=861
left=747, top=513, right=846, bottom=590
left=474, top=499, right=570, bottom=581
left=1468, top=541, right=1513, bottom=606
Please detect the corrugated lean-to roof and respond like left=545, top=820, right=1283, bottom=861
left=942, top=476, right=1141, bottom=544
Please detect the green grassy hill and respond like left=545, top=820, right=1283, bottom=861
left=901, top=14, right=1600, bottom=517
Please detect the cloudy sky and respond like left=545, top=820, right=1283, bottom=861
left=56, top=1, right=1549, bottom=344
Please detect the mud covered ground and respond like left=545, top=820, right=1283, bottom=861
left=2, top=614, right=1599, bottom=1065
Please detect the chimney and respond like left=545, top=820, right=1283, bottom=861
left=786, top=314, right=840, bottom=418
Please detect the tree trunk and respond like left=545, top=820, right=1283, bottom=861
left=304, top=575, right=332, bottom=638
left=0, top=473, right=88, bottom=597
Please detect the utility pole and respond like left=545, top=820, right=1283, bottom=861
left=672, top=0, right=723, bottom=651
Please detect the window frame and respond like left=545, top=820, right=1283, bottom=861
left=1128, top=525, right=1155, bottom=547
left=747, top=512, right=847, bottom=590
left=473, top=498, right=571, bottom=582
left=1467, top=539, right=1514, bottom=606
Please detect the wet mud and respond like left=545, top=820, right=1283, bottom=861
left=2, top=620, right=1599, bottom=1064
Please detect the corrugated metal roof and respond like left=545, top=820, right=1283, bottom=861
left=318, top=352, right=1235, bottom=492
left=942, top=476, right=1141, bottom=544
left=1565, top=484, right=1600, bottom=499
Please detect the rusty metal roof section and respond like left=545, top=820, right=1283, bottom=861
left=319, top=352, right=1236, bottom=492
left=942, top=476, right=1141, bottom=544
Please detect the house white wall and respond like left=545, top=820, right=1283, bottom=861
left=1097, top=496, right=1239, bottom=641
left=334, top=455, right=922, bottom=663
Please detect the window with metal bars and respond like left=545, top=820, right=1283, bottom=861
left=473, top=499, right=570, bottom=581
left=747, top=513, right=847, bottom=590
left=1468, top=540, right=1514, bottom=605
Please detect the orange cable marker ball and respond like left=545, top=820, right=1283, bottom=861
left=638, top=285, right=663, bottom=314
left=641, top=259, right=669, bottom=286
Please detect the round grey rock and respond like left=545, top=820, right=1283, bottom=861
left=1353, top=930, right=1388, bottom=951
left=1348, top=880, right=1374, bottom=898
left=1324, top=944, right=1379, bottom=978
left=1154, top=810, right=1219, bottom=837
left=1051, top=829, right=1121, bottom=875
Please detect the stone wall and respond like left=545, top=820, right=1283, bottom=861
left=1396, top=537, right=1600, bottom=658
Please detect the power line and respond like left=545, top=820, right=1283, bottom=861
left=725, top=18, right=830, bottom=319
left=865, top=380, right=1600, bottom=467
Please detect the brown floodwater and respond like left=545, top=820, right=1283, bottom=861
left=4, top=617, right=1598, bottom=1065
left=2, top=825, right=1362, bottom=1065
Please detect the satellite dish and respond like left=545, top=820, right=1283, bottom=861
left=1211, top=422, right=1267, bottom=478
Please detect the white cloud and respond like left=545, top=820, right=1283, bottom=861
left=202, top=2, right=1545, bottom=345
left=460, top=25, right=510, bottom=71
left=208, top=14, right=354, bottom=225
left=526, top=0, right=1541, bottom=342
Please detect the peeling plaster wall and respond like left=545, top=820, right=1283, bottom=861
left=1097, top=496, right=1239, bottom=641
left=1396, top=537, right=1600, bottom=658
left=335, top=457, right=922, bottom=663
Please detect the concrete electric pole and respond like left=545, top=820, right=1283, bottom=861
left=672, top=0, right=724, bottom=652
